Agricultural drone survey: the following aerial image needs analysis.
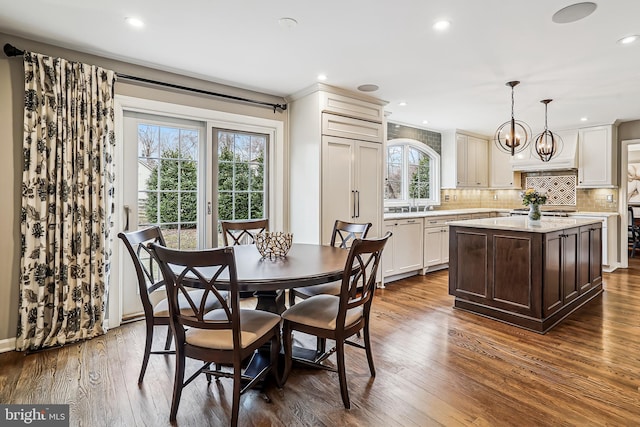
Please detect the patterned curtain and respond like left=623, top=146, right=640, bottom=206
left=16, top=52, right=117, bottom=351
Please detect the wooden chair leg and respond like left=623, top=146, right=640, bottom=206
left=138, top=321, right=154, bottom=383
left=282, top=322, right=293, bottom=384
left=164, top=325, right=173, bottom=351
left=363, top=323, right=376, bottom=377
left=170, top=350, right=186, bottom=421
left=336, top=340, right=350, bottom=409
left=232, top=362, right=242, bottom=427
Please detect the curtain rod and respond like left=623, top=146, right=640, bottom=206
left=3, top=43, right=287, bottom=112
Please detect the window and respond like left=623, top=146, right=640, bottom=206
left=385, top=138, right=440, bottom=206
left=213, top=129, right=268, bottom=245
left=137, top=121, right=202, bottom=250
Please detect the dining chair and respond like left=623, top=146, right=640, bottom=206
left=150, top=243, right=282, bottom=426
left=629, top=207, right=640, bottom=257
left=118, top=227, right=224, bottom=383
left=288, top=220, right=372, bottom=307
left=220, top=218, right=269, bottom=298
left=220, top=218, right=269, bottom=246
left=281, top=232, right=391, bottom=409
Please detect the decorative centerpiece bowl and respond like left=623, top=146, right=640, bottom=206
left=255, top=232, right=293, bottom=259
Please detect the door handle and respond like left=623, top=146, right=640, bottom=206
left=123, top=205, right=130, bottom=231
left=356, top=190, right=360, bottom=218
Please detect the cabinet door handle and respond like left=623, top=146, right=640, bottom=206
left=352, top=190, right=356, bottom=218
left=356, top=190, right=360, bottom=218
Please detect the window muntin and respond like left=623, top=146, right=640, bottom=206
left=385, top=139, right=440, bottom=206
left=138, top=123, right=200, bottom=250
left=214, top=129, right=268, bottom=245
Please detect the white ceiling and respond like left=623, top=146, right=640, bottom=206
left=1, top=0, right=639, bottom=137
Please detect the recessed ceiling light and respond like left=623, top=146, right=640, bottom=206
left=618, top=35, right=639, bottom=45
left=580, top=117, right=588, bottom=122
left=552, top=2, right=597, bottom=24
left=433, top=20, right=451, bottom=31
left=398, top=101, right=407, bottom=106
left=125, top=17, right=144, bottom=28
left=357, top=84, right=379, bottom=92
left=278, top=17, right=298, bottom=29
left=317, top=74, right=327, bottom=81
left=422, top=120, right=429, bottom=125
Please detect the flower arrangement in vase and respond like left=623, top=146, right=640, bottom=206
left=520, top=188, right=548, bottom=221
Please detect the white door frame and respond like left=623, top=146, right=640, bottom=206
left=110, top=95, right=286, bottom=328
left=618, top=138, right=640, bottom=269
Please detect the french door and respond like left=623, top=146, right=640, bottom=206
left=211, top=128, right=269, bottom=247
left=121, top=111, right=206, bottom=317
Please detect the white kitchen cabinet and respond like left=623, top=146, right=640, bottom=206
left=442, top=131, right=489, bottom=188
left=321, top=136, right=382, bottom=244
left=578, top=125, right=618, bottom=188
left=383, top=218, right=423, bottom=279
left=490, top=141, right=521, bottom=188
left=423, top=216, right=455, bottom=269
left=289, top=84, right=386, bottom=244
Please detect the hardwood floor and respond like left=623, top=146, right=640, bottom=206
left=2, top=262, right=640, bottom=426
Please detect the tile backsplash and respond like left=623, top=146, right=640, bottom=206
left=525, top=175, right=576, bottom=206
left=436, top=170, right=618, bottom=212
left=437, top=188, right=617, bottom=212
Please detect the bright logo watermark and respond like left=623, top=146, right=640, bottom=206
left=1, top=405, right=69, bottom=426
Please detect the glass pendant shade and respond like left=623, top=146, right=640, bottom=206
left=533, top=99, right=563, bottom=162
left=494, top=81, right=532, bottom=156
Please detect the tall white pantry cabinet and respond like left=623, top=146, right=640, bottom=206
left=288, top=84, right=386, bottom=244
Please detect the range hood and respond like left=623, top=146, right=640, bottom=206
left=510, top=129, right=578, bottom=171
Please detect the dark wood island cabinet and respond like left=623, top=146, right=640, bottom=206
left=448, top=217, right=603, bottom=333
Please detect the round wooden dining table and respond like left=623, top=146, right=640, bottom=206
left=189, top=243, right=353, bottom=378
left=197, top=243, right=352, bottom=314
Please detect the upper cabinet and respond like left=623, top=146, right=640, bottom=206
left=578, top=125, right=618, bottom=188
left=319, top=91, right=385, bottom=123
left=288, top=84, right=386, bottom=244
left=442, top=131, right=488, bottom=188
left=490, top=141, right=521, bottom=188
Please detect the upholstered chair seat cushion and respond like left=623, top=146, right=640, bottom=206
left=153, top=289, right=225, bottom=317
left=185, top=309, right=281, bottom=350
left=293, top=282, right=341, bottom=299
left=282, top=295, right=363, bottom=330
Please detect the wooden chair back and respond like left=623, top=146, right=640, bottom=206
left=220, top=218, right=268, bottom=246
left=150, top=244, right=239, bottom=347
left=118, top=227, right=167, bottom=318
left=330, top=220, right=372, bottom=248
left=337, top=232, right=391, bottom=327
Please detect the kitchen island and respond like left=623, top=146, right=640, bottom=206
left=448, top=216, right=603, bottom=333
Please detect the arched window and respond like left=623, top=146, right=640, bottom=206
left=386, top=138, right=440, bottom=206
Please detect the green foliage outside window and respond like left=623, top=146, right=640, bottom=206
left=145, top=148, right=197, bottom=228
left=218, top=147, right=265, bottom=221
left=409, top=155, right=430, bottom=199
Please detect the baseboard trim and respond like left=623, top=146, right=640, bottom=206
left=0, top=337, right=16, bottom=353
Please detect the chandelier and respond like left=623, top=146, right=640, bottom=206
left=494, top=81, right=532, bottom=156
left=533, top=99, right=563, bottom=162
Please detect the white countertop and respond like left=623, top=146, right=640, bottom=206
left=384, top=208, right=508, bottom=220
left=383, top=208, right=618, bottom=220
left=447, top=216, right=603, bottom=233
